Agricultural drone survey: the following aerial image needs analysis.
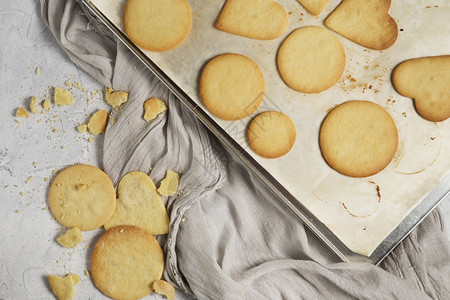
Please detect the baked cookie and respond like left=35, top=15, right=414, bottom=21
left=48, top=164, right=116, bottom=231
left=103, top=171, right=169, bottom=235
left=297, top=0, right=328, bottom=16
left=91, top=225, right=164, bottom=300
left=248, top=111, right=296, bottom=158
left=200, top=53, right=265, bottom=120
left=277, top=26, right=345, bottom=93
left=324, top=0, right=398, bottom=50
left=216, top=0, right=288, bottom=40
left=123, top=0, right=191, bottom=52
left=48, top=274, right=79, bottom=300
left=392, top=56, right=450, bottom=122
left=319, top=101, right=398, bottom=177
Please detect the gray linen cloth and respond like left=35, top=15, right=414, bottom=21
left=41, top=1, right=450, bottom=299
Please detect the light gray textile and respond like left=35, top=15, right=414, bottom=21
left=41, top=1, right=450, bottom=299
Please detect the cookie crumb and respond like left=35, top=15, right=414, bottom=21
left=16, top=107, right=29, bottom=118
left=87, top=110, right=108, bottom=135
left=54, top=87, right=75, bottom=106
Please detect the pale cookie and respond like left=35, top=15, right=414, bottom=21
left=297, top=0, right=328, bottom=16
left=123, top=0, right=191, bottom=52
left=104, top=171, right=169, bottom=235
left=48, top=274, right=79, bottom=300
left=248, top=111, right=296, bottom=158
left=392, top=56, right=450, bottom=122
left=319, top=101, right=398, bottom=177
left=48, top=164, right=116, bottom=231
left=324, top=0, right=398, bottom=50
left=200, top=53, right=265, bottom=120
left=277, top=26, right=345, bottom=93
left=143, top=97, right=167, bottom=122
left=216, top=0, right=288, bottom=40
left=91, top=225, right=164, bottom=300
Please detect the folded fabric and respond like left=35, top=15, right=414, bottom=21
left=41, top=1, right=450, bottom=299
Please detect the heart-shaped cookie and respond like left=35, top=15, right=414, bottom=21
left=324, top=0, right=398, bottom=50
left=297, top=0, right=328, bottom=16
left=103, top=171, right=170, bottom=235
left=392, top=56, right=450, bottom=122
left=216, top=0, right=288, bottom=40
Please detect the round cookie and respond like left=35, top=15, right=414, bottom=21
left=91, top=225, right=164, bottom=300
left=200, top=53, right=265, bottom=120
left=319, top=101, right=398, bottom=177
left=48, top=164, right=116, bottom=231
left=277, top=26, right=346, bottom=93
left=123, top=0, right=191, bottom=52
left=248, top=111, right=296, bottom=158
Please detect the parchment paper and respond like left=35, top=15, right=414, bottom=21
left=90, top=0, right=450, bottom=256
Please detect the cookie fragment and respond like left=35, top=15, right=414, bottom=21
left=16, top=107, right=29, bottom=118
left=87, top=109, right=108, bottom=135
left=319, top=101, right=398, bottom=177
left=54, top=87, right=75, bottom=106
left=57, top=227, right=82, bottom=248
left=392, top=55, right=450, bottom=122
left=48, top=274, right=79, bottom=300
left=105, top=88, right=129, bottom=108
left=91, top=225, right=164, bottom=300
left=158, top=170, right=179, bottom=196
left=153, top=280, right=175, bottom=300
left=216, top=0, right=288, bottom=40
left=143, top=97, right=167, bottom=121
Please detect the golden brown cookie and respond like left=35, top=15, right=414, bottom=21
left=123, top=0, right=191, bottom=52
left=103, top=171, right=170, bottom=235
left=319, top=101, right=398, bottom=177
left=297, top=0, right=328, bottom=16
left=392, top=56, right=450, bottom=122
left=248, top=111, right=296, bottom=158
left=91, top=225, right=164, bottom=300
left=200, top=53, right=265, bottom=120
left=324, top=0, right=398, bottom=50
left=277, top=26, right=345, bottom=93
left=48, top=164, right=116, bottom=231
left=216, top=0, right=288, bottom=40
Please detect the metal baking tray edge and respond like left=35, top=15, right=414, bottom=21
left=80, top=0, right=450, bottom=265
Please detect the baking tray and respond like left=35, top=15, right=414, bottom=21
left=80, top=0, right=450, bottom=264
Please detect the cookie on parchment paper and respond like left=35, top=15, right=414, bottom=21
left=216, top=0, right=288, bottom=40
left=48, top=164, right=116, bottom=231
left=319, top=101, right=398, bottom=178
left=123, top=0, right=191, bottom=52
left=200, top=53, right=265, bottom=120
left=324, top=0, right=398, bottom=50
left=297, top=0, right=328, bottom=16
left=91, top=225, right=164, bottom=300
left=248, top=111, right=296, bottom=158
left=392, top=55, right=450, bottom=122
left=277, top=26, right=345, bottom=93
